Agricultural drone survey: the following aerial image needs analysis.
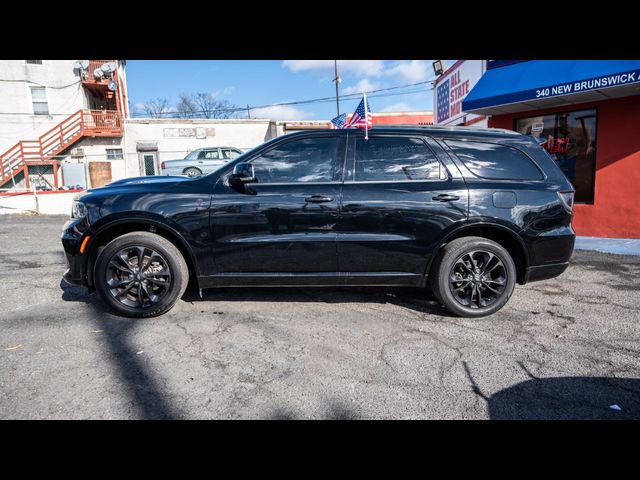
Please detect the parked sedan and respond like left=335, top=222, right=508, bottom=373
left=160, top=147, right=244, bottom=177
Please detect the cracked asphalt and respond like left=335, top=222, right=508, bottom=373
left=1, top=215, right=639, bottom=419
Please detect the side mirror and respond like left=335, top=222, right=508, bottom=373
left=230, top=163, right=255, bottom=185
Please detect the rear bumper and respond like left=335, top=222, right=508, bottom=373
left=524, top=227, right=575, bottom=283
left=523, top=261, right=570, bottom=283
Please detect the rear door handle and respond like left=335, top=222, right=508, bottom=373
left=432, top=194, right=460, bottom=202
left=305, top=195, right=333, bottom=203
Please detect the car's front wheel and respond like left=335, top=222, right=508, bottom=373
left=94, top=232, right=189, bottom=318
left=430, top=236, right=516, bottom=318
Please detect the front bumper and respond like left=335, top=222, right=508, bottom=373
left=61, top=218, right=90, bottom=287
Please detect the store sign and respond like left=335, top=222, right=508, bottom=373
left=434, top=60, right=485, bottom=125
left=532, top=70, right=640, bottom=100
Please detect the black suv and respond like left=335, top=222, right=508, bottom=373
left=61, top=126, right=575, bottom=318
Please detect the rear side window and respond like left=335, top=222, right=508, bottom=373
left=445, top=140, right=543, bottom=180
left=354, top=136, right=444, bottom=182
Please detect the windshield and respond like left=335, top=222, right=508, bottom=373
left=202, top=137, right=282, bottom=178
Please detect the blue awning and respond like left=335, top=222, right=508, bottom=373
left=462, top=60, right=640, bottom=115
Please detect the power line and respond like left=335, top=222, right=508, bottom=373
left=132, top=79, right=436, bottom=118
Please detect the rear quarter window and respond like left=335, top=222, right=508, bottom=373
left=445, top=140, right=543, bottom=180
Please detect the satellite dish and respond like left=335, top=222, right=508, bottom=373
left=94, top=67, right=103, bottom=79
left=79, top=60, right=89, bottom=69
left=101, top=63, right=112, bottom=74
left=104, top=62, right=117, bottom=73
left=73, top=61, right=82, bottom=70
left=108, top=81, right=118, bottom=91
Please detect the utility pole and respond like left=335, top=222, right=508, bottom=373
left=246, top=104, right=251, bottom=119
left=333, top=60, right=341, bottom=117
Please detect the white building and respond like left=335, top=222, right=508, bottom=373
left=0, top=59, right=128, bottom=190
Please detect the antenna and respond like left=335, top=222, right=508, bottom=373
left=108, top=81, right=118, bottom=92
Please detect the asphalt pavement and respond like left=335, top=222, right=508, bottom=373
left=1, top=214, right=639, bottom=419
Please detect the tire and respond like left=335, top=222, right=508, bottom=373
left=94, top=232, right=189, bottom=318
left=430, top=236, right=516, bottom=318
left=183, top=167, right=202, bottom=177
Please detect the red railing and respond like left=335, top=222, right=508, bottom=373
left=84, top=60, right=116, bottom=85
left=0, top=109, right=122, bottom=188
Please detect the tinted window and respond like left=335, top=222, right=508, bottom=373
left=250, top=137, right=341, bottom=183
left=354, top=136, right=443, bottom=182
left=446, top=140, right=543, bottom=180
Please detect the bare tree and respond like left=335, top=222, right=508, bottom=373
left=140, top=98, right=172, bottom=118
left=175, top=93, right=197, bottom=118
left=178, top=93, right=239, bottom=119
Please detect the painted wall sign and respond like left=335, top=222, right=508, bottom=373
left=434, top=60, right=486, bottom=126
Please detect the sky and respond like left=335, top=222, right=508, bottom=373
left=125, top=60, right=454, bottom=121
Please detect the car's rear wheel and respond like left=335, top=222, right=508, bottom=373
left=183, top=167, right=202, bottom=177
left=430, top=236, right=516, bottom=317
left=94, top=232, right=189, bottom=318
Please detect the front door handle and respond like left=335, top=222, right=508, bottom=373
left=432, top=194, right=460, bottom=202
left=305, top=195, right=333, bottom=203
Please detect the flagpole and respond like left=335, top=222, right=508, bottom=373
left=334, top=60, right=341, bottom=117
left=364, top=92, right=369, bottom=141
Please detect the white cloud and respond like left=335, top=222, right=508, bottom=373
left=342, top=78, right=380, bottom=95
left=385, top=60, right=432, bottom=83
left=222, top=86, right=236, bottom=95
left=380, top=102, right=414, bottom=112
left=282, top=60, right=385, bottom=77
left=251, top=104, right=313, bottom=120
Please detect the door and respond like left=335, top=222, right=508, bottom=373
left=337, top=133, right=468, bottom=285
left=208, top=134, right=347, bottom=281
left=140, top=152, right=158, bottom=176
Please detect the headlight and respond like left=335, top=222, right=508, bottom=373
left=71, top=200, right=88, bottom=219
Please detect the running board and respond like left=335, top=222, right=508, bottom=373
left=198, top=272, right=426, bottom=288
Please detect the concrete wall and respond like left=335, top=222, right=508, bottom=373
left=123, top=118, right=276, bottom=176
left=0, top=191, right=79, bottom=215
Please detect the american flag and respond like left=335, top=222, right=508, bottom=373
left=436, top=79, right=450, bottom=123
left=344, top=95, right=373, bottom=129
left=329, top=113, right=347, bottom=129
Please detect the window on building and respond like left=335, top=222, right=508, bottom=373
left=250, top=137, right=341, bottom=183
left=354, top=136, right=443, bottom=182
left=446, top=140, right=543, bottom=181
left=30, top=87, right=49, bottom=115
left=106, top=148, right=124, bottom=160
left=515, top=108, right=597, bottom=203
left=26, top=60, right=43, bottom=65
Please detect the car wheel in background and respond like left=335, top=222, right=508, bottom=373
left=94, top=232, right=189, bottom=318
left=430, top=236, right=516, bottom=318
left=183, top=167, right=202, bottom=177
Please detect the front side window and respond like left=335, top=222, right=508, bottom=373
left=515, top=108, right=597, bottom=203
left=250, top=137, right=341, bottom=183
left=222, top=148, right=241, bottom=159
left=445, top=140, right=543, bottom=181
left=353, top=136, right=443, bottom=182
left=30, top=86, right=49, bottom=115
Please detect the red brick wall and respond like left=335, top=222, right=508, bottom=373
left=489, top=96, right=640, bottom=238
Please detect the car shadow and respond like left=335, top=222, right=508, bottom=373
left=181, top=285, right=456, bottom=317
left=464, top=360, right=640, bottom=420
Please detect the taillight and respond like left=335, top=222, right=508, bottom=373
left=558, top=191, right=574, bottom=212
left=160, top=162, right=166, bottom=170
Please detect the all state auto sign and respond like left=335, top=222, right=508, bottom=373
left=434, top=60, right=485, bottom=125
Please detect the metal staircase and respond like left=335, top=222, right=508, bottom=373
left=0, top=109, right=122, bottom=189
